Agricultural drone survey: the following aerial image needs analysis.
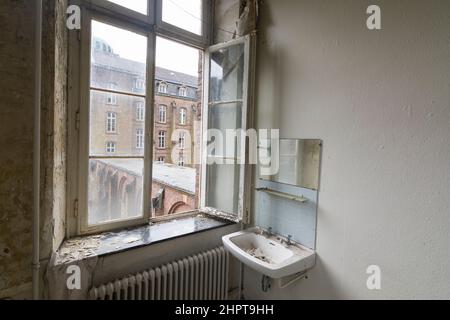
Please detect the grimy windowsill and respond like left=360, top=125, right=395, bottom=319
left=52, top=212, right=234, bottom=266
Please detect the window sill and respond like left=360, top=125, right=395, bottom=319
left=53, top=212, right=234, bottom=266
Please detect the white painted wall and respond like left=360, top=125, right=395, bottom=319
left=245, top=0, right=450, bottom=299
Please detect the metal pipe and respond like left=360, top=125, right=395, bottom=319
left=32, top=0, right=43, bottom=301
left=238, top=223, right=245, bottom=299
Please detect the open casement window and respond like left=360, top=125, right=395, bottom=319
left=67, top=0, right=230, bottom=237
left=201, top=35, right=256, bottom=224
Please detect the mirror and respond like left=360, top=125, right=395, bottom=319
left=260, top=139, right=322, bottom=190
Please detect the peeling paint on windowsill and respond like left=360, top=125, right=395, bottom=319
left=51, top=213, right=233, bottom=266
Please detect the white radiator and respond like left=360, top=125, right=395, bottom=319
left=89, top=246, right=229, bottom=300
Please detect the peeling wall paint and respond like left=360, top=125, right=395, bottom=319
left=40, top=0, right=68, bottom=262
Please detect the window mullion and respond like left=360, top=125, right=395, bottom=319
left=143, top=31, right=156, bottom=223
left=70, top=0, right=213, bottom=235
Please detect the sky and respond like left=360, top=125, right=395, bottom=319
left=95, top=0, right=202, bottom=76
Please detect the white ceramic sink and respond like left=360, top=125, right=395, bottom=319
left=222, top=228, right=315, bottom=279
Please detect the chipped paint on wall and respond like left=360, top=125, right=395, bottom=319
left=40, top=0, right=68, bottom=261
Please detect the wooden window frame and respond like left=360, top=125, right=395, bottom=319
left=67, top=0, right=256, bottom=237
left=200, top=35, right=257, bottom=224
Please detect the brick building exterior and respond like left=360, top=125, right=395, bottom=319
left=89, top=38, right=201, bottom=219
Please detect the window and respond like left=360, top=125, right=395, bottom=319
left=136, top=102, right=145, bottom=121
left=107, top=0, right=148, bottom=15
left=179, top=132, right=186, bottom=149
left=84, top=20, right=148, bottom=231
left=106, top=112, right=117, bottom=133
left=179, top=108, right=187, bottom=125
left=158, top=105, right=167, bottom=123
left=136, top=128, right=144, bottom=149
left=106, top=83, right=118, bottom=105
left=68, top=0, right=249, bottom=237
left=134, top=78, right=145, bottom=92
left=158, top=131, right=166, bottom=148
left=162, top=0, right=202, bottom=35
left=158, top=82, right=168, bottom=94
left=179, top=86, right=187, bottom=97
left=202, top=36, right=255, bottom=221
left=106, top=141, right=116, bottom=153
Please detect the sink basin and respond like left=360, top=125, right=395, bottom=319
left=222, top=228, right=315, bottom=279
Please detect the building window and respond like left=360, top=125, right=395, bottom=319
left=179, top=132, right=186, bottom=149
left=136, top=128, right=144, bottom=149
left=106, top=112, right=117, bottom=133
left=179, top=86, right=187, bottom=97
left=69, top=1, right=254, bottom=236
left=106, top=141, right=116, bottom=153
left=158, top=82, right=168, bottom=94
left=136, top=102, right=145, bottom=121
left=158, top=131, right=166, bottom=149
left=134, top=78, right=145, bottom=91
left=157, top=156, right=165, bottom=164
left=179, top=108, right=187, bottom=125
left=158, top=105, right=167, bottom=123
left=106, top=83, right=118, bottom=105
left=178, top=156, right=185, bottom=167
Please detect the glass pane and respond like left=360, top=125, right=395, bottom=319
left=88, top=21, right=147, bottom=226
left=205, top=103, right=243, bottom=212
left=107, top=0, right=147, bottom=15
left=205, top=42, right=247, bottom=215
left=207, top=102, right=242, bottom=159
left=88, top=158, right=144, bottom=225
left=162, top=0, right=202, bottom=35
left=91, top=20, right=147, bottom=94
left=210, top=43, right=245, bottom=102
left=152, top=37, right=202, bottom=218
left=89, top=91, right=145, bottom=157
left=206, top=164, right=240, bottom=214
left=208, top=103, right=242, bottom=133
